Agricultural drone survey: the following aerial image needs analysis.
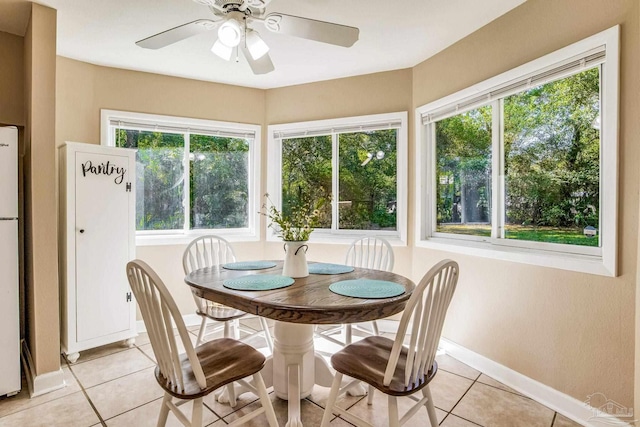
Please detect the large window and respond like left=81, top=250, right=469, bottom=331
left=502, top=68, right=600, bottom=247
left=101, top=110, right=261, bottom=243
left=416, top=26, right=619, bottom=276
left=268, top=112, right=407, bottom=243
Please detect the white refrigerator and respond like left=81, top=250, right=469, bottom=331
left=0, top=126, right=21, bottom=396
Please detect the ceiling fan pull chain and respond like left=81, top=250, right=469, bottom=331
left=244, top=16, right=248, bottom=49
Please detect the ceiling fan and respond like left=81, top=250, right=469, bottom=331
left=136, top=0, right=360, bottom=75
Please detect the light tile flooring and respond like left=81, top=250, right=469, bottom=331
left=0, top=319, right=582, bottom=427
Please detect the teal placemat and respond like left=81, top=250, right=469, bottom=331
left=308, top=263, right=355, bottom=275
left=222, top=261, right=277, bottom=270
left=329, top=279, right=405, bottom=299
left=223, top=275, right=294, bottom=291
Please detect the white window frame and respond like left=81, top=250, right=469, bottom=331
left=415, top=25, right=619, bottom=276
left=267, top=112, right=408, bottom=245
left=101, top=109, right=261, bottom=246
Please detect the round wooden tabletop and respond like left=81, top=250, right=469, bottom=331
left=185, top=261, right=416, bottom=325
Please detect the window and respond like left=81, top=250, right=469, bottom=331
left=436, top=105, right=493, bottom=237
left=101, top=110, right=261, bottom=244
left=268, top=112, right=407, bottom=244
left=502, top=69, right=600, bottom=248
left=416, top=26, right=619, bottom=276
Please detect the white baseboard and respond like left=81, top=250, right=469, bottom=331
left=440, top=338, right=635, bottom=427
left=21, top=340, right=66, bottom=398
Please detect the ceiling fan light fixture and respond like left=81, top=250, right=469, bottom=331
left=245, top=30, right=269, bottom=60
left=138, top=1, right=360, bottom=75
left=211, top=39, right=233, bottom=60
left=217, top=18, right=242, bottom=47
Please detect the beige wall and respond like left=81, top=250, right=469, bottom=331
left=265, top=69, right=412, bottom=124
left=24, top=3, right=59, bottom=375
left=0, top=30, right=24, bottom=126
left=636, top=0, right=640, bottom=418
left=412, top=0, right=638, bottom=407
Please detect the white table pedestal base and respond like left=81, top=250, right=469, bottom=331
left=257, top=321, right=337, bottom=427
left=272, top=322, right=316, bottom=401
left=238, top=321, right=368, bottom=426
left=274, top=322, right=314, bottom=427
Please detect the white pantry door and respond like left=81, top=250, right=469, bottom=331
left=75, top=151, right=133, bottom=342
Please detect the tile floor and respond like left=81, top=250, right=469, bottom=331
left=0, top=319, right=582, bottom=427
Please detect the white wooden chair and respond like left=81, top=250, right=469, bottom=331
left=126, top=260, right=279, bottom=427
left=183, top=235, right=273, bottom=351
left=317, top=236, right=395, bottom=346
left=320, top=259, right=459, bottom=427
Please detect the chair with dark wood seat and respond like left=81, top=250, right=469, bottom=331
left=126, top=259, right=279, bottom=427
left=320, top=259, right=459, bottom=427
left=317, top=236, right=395, bottom=346
left=183, top=235, right=273, bottom=351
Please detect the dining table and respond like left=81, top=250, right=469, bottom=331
left=184, top=260, right=415, bottom=427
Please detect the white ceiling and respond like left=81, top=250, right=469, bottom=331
left=0, top=0, right=525, bottom=89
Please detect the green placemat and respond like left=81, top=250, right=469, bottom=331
left=308, top=263, right=355, bottom=275
left=223, top=274, right=294, bottom=291
left=222, top=261, right=277, bottom=270
left=329, top=279, right=405, bottom=299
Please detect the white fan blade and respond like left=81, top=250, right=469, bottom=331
left=240, top=43, right=275, bottom=74
left=136, top=20, right=218, bottom=49
left=263, top=13, right=359, bottom=47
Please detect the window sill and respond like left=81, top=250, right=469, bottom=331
left=136, top=230, right=259, bottom=247
left=266, top=231, right=407, bottom=247
left=415, top=237, right=614, bottom=276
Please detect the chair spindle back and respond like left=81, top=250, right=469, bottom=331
left=384, top=259, right=459, bottom=388
left=183, top=235, right=236, bottom=274
left=126, top=260, right=206, bottom=393
left=345, top=236, right=394, bottom=272
left=183, top=235, right=237, bottom=312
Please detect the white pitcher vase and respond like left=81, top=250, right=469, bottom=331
left=282, top=241, right=309, bottom=278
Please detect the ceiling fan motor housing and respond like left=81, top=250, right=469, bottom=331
left=222, top=0, right=269, bottom=9
left=221, top=0, right=244, bottom=8
left=206, top=0, right=268, bottom=18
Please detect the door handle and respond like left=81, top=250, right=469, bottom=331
left=79, top=229, right=85, bottom=234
